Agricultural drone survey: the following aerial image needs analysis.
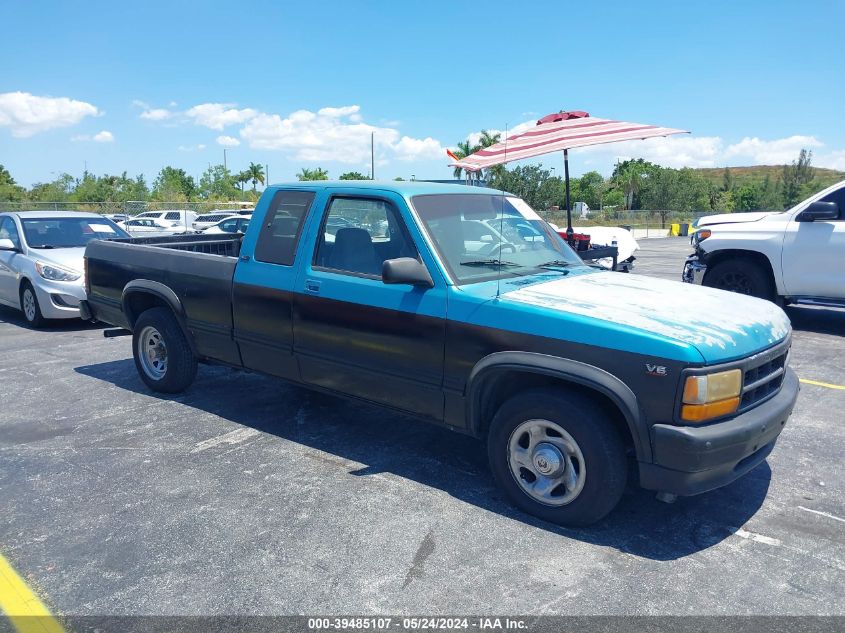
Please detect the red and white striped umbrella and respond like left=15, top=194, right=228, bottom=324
left=448, top=110, right=688, bottom=172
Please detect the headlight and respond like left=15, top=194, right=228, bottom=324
left=35, top=261, right=82, bottom=282
left=681, top=368, right=742, bottom=422
left=693, top=228, right=711, bottom=246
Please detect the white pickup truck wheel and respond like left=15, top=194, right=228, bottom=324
left=703, top=259, right=774, bottom=301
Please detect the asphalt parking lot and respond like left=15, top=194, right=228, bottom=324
left=1, top=237, right=843, bottom=617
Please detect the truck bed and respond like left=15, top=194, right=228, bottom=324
left=85, top=234, right=244, bottom=365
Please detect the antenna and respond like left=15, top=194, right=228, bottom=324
left=496, top=124, right=508, bottom=299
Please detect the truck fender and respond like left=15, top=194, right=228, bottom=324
left=466, top=351, right=651, bottom=462
left=121, top=280, right=198, bottom=356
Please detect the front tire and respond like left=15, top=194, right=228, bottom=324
left=132, top=307, right=197, bottom=393
left=487, top=388, right=627, bottom=526
left=704, top=259, right=775, bottom=301
left=20, top=282, right=46, bottom=328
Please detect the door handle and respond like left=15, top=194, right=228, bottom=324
left=305, top=279, right=321, bottom=294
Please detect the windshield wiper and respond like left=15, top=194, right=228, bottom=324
left=537, top=259, right=577, bottom=269
left=29, top=244, right=57, bottom=249
left=459, top=259, right=521, bottom=268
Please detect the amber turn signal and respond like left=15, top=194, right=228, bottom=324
left=681, top=397, right=740, bottom=422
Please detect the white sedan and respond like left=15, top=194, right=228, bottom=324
left=117, top=217, right=184, bottom=236
left=203, top=216, right=251, bottom=234
left=0, top=211, right=130, bottom=326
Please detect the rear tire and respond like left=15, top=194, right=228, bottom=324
left=704, top=258, right=775, bottom=301
left=132, top=307, right=197, bottom=393
left=487, top=388, right=627, bottom=526
left=20, top=282, right=46, bottom=328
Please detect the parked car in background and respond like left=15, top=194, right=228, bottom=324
left=0, top=211, right=129, bottom=326
left=118, top=218, right=185, bottom=236
left=83, top=181, right=798, bottom=526
left=105, top=213, right=131, bottom=223
left=192, top=212, right=239, bottom=232
left=203, top=216, right=251, bottom=234
left=236, top=208, right=255, bottom=216
left=684, top=180, right=845, bottom=307
left=134, top=210, right=197, bottom=230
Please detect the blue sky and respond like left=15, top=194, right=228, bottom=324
left=1, top=0, right=843, bottom=188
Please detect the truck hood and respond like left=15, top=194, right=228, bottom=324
left=697, top=211, right=781, bottom=227
left=27, top=246, right=86, bottom=273
left=501, top=271, right=790, bottom=364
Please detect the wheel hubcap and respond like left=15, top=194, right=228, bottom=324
left=717, top=272, right=753, bottom=295
left=138, top=326, right=168, bottom=380
left=22, top=290, right=36, bottom=321
left=507, top=419, right=586, bottom=507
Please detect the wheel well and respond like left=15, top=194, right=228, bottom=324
left=474, top=371, right=634, bottom=452
left=123, top=291, right=171, bottom=327
left=703, top=249, right=776, bottom=287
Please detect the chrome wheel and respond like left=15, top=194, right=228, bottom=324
left=507, top=419, right=586, bottom=506
left=137, top=325, right=168, bottom=380
left=22, top=288, right=37, bottom=322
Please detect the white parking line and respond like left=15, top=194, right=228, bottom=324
left=190, top=428, right=260, bottom=454
left=798, top=506, right=845, bottom=524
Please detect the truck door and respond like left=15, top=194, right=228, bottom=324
left=781, top=185, right=845, bottom=298
left=293, top=191, right=448, bottom=421
left=232, top=189, right=317, bottom=380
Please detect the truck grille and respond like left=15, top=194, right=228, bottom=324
left=740, top=351, right=787, bottom=410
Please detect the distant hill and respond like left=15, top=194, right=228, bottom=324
left=693, top=165, right=845, bottom=189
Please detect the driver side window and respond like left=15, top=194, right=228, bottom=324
left=0, top=218, right=21, bottom=249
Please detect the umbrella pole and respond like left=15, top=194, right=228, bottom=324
left=564, top=149, right=574, bottom=246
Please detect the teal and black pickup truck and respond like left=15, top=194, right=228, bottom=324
left=82, top=182, right=798, bottom=525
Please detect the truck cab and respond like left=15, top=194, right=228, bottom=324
left=84, top=182, right=799, bottom=526
left=684, top=180, right=845, bottom=307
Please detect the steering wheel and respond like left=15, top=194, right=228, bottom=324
left=479, top=240, right=517, bottom=257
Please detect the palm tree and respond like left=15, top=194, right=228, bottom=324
left=477, top=130, right=502, bottom=182
left=246, top=162, right=265, bottom=191
left=234, top=171, right=249, bottom=192
left=451, top=140, right=479, bottom=179
left=296, top=167, right=329, bottom=181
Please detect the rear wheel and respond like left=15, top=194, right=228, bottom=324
left=704, top=258, right=775, bottom=301
left=20, top=282, right=46, bottom=328
left=487, top=388, right=627, bottom=526
left=132, top=307, right=197, bottom=393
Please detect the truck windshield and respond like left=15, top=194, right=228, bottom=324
left=21, top=217, right=130, bottom=248
left=411, top=193, right=585, bottom=284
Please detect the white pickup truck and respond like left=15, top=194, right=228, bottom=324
left=683, top=180, right=845, bottom=307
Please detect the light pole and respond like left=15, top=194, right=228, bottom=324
left=223, top=149, right=228, bottom=172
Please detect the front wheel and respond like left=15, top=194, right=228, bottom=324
left=703, top=259, right=774, bottom=301
left=487, top=388, right=627, bottom=526
left=20, top=282, right=46, bottom=328
left=132, top=307, right=197, bottom=393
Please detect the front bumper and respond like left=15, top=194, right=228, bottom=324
left=31, top=278, right=87, bottom=319
left=638, top=368, right=799, bottom=496
left=682, top=254, right=706, bottom=284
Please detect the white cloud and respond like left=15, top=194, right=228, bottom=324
left=132, top=99, right=150, bottom=109
left=724, top=135, right=823, bottom=164
left=0, top=91, right=100, bottom=137
left=815, top=150, right=845, bottom=171
left=393, top=136, right=444, bottom=161
left=140, top=108, right=174, bottom=121
left=178, top=144, right=206, bottom=152
left=579, top=135, right=724, bottom=168
left=216, top=135, right=240, bottom=147
left=71, top=130, right=115, bottom=143
left=186, top=103, right=257, bottom=130
left=239, top=104, right=444, bottom=164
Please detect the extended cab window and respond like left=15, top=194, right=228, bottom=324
left=164, top=212, right=181, bottom=221
left=254, top=190, right=315, bottom=266
left=314, top=197, right=418, bottom=277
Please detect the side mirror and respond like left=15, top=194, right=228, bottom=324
left=382, top=257, right=434, bottom=288
left=0, top=238, right=17, bottom=251
left=799, top=201, right=839, bottom=222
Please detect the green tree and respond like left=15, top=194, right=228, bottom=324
left=612, top=159, right=657, bottom=209
left=722, top=167, right=733, bottom=192
left=198, top=164, right=238, bottom=200
left=0, top=164, right=25, bottom=201
left=234, top=171, right=250, bottom=192
left=339, top=171, right=369, bottom=180
left=781, top=149, right=814, bottom=208
left=296, top=167, right=329, bottom=181
left=153, top=167, right=196, bottom=200
left=450, top=140, right=478, bottom=179
left=489, top=164, right=561, bottom=211
left=735, top=183, right=761, bottom=212
left=573, top=171, right=604, bottom=209
left=28, top=173, right=75, bottom=202
left=246, top=162, right=265, bottom=192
